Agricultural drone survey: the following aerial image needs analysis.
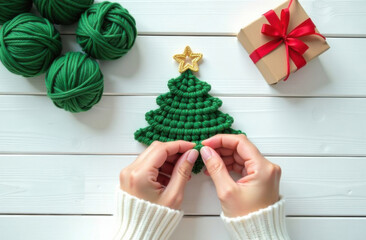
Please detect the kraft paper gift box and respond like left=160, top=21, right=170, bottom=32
left=237, top=0, right=330, bottom=84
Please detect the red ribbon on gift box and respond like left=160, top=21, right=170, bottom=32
left=249, top=0, right=326, bottom=81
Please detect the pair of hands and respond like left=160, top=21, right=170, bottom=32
left=119, top=134, right=281, bottom=217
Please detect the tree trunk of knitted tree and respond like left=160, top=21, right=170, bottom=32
left=134, top=46, right=244, bottom=173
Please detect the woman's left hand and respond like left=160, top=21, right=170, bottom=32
left=119, top=140, right=199, bottom=210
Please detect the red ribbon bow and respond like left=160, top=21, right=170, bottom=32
left=249, top=0, right=326, bottom=81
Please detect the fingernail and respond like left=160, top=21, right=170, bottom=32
left=200, top=147, right=212, bottom=162
left=186, top=149, right=199, bottom=164
left=201, top=138, right=210, bottom=145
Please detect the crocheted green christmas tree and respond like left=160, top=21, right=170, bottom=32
left=134, top=46, right=244, bottom=173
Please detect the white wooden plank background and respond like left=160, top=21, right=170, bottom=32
left=1, top=0, right=365, bottom=239
left=1, top=96, right=365, bottom=156
left=57, top=0, right=366, bottom=36
left=1, top=36, right=365, bottom=97
left=1, top=216, right=365, bottom=240
left=0, top=155, right=365, bottom=215
left=1, top=216, right=366, bottom=240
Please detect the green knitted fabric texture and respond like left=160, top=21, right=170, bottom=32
left=34, top=0, right=94, bottom=25
left=76, top=1, right=137, bottom=60
left=0, top=0, right=33, bottom=25
left=45, top=52, right=104, bottom=113
left=0, top=13, right=62, bottom=77
left=135, top=70, right=243, bottom=173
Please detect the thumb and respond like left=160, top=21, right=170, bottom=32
left=201, top=146, right=235, bottom=193
left=164, top=149, right=199, bottom=196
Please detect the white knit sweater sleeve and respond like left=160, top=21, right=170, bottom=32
left=112, top=189, right=184, bottom=240
left=220, top=198, right=290, bottom=240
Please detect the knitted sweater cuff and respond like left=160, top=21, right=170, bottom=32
left=113, top=189, right=184, bottom=240
left=220, top=198, right=290, bottom=240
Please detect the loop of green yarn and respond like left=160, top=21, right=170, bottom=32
left=0, top=13, right=62, bottom=77
left=0, top=0, right=33, bottom=25
left=76, top=1, right=137, bottom=60
left=134, top=70, right=244, bottom=173
left=34, top=0, right=94, bottom=25
left=46, top=52, right=104, bottom=113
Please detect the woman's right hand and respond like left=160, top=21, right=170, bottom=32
left=200, top=134, right=282, bottom=218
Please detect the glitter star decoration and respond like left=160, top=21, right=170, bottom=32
left=173, top=46, right=203, bottom=73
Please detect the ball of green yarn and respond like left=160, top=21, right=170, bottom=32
left=0, top=0, right=33, bottom=25
left=0, top=13, right=62, bottom=77
left=34, top=0, right=94, bottom=25
left=76, top=1, right=137, bottom=60
left=46, top=52, right=104, bottom=113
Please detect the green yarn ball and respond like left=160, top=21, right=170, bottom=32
left=0, top=0, right=33, bottom=25
left=46, top=52, right=104, bottom=113
left=0, top=13, right=62, bottom=77
left=34, top=0, right=94, bottom=25
left=76, top=1, right=137, bottom=60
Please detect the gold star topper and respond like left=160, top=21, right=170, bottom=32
left=173, top=46, right=203, bottom=73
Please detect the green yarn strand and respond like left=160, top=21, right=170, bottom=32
left=77, top=1, right=137, bottom=60
left=34, top=0, right=94, bottom=25
left=0, top=13, right=62, bottom=77
left=0, top=0, right=33, bottom=25
left=134, top=70, right=244, bottom=173
left=46, top=52, right=104, bottom=113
